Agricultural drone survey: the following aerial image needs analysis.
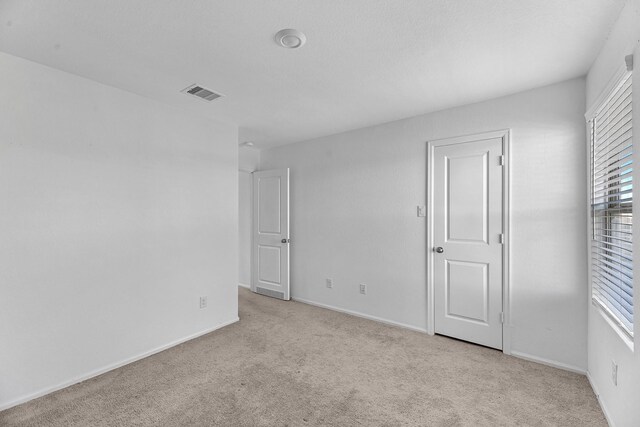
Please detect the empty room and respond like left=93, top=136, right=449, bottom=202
left=1, top=0, right=639, bottom=426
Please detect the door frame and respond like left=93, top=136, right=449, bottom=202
left=426, top=129, right=512, bottom=355
left=239, top=169, right=255, bottom=291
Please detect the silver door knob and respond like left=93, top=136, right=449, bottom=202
left=434, top=247, right=444, bottom=253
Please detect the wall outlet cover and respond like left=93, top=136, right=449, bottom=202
left=326, top=278, right=333, bottom=288
left=359, top=283, right=367, bottom=294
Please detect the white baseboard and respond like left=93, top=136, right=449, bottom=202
left=510, top=350, right=586, bottom=374
left=0, top=317, right=239, bottom=412
left=238, top=282, right=250, bottom=289
left=587, top=371, right=615, bottom=427
left=291, top=296, right=428, bottom=334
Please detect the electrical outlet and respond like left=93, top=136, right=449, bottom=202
left=359, top=283, right=367, bottom=295
left=612, top=360, right=618, bottom=386
left=199, top=296, right=207, bottom=309
left=326, top=278, right=333, bottom=289
left=417, top=205, right=426, bottom=217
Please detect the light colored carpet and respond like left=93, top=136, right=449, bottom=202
left=2, top=288, right=606, bottom=426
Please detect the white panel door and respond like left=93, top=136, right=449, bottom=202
left=252, top=168, right=290, bottom=300
left=432, top=136, right=504, bottom=349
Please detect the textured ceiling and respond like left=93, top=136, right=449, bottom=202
left=0, top=0, right=626, bottom=148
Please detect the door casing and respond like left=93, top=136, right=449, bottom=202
left=427, top=129, right=512, bottom=355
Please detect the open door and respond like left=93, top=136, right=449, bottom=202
left=252, top=168, right=290, bottom=300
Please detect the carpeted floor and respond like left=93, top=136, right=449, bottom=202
left=2, top=288, right=606, bottom=426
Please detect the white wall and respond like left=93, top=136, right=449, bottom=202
left=239, top=148, right=260, bottom=286
left=261, top=77, right=588, bottom=371
left=239, top=146, right=260, bottom=172
left=0, top=52, right=239, bottom=409
left=586, top=1, right=640, bottom=426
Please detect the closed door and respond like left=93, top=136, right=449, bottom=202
left=431, top=134, right=504, bottom=350
left=252, top=168, right=290, bottom=300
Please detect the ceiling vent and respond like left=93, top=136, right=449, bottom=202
left=181, top=84, right=223, bottom=102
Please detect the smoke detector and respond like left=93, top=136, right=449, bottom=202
left=275, top=29, right=306, bottom=49
left=181, top=84, right=223, bottom=102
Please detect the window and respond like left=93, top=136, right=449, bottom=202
left=589, top=72, right=633, bottom=337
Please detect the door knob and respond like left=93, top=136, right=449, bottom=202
left=281, top=238, right=290, bottom=244
left=434, top=247, right=444, bottom=253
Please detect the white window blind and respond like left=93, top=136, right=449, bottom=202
left=590, top=72, right=633, bottom=337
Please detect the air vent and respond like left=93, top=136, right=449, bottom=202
left=181, top=84, right=223, bottom=102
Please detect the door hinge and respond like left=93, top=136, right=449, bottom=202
left=498, top=155, right=505, bottom=166
left=499, top=312, right=504, bottom=324
left=499, top=233, right=505, bottom=244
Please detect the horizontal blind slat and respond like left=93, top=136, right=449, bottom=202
left=594, top=101, right=632, bottom=140
left=592, top=281, right=634, bottom=317
left=592, top=280, right=634, bottom=317
left=595, top=76, right=632, bottom=121
left=593, top=159, right=633, bottom=183
left=593, top=176, right=632, bottom=194
left=590, top=73, right=633, bottom=335
left=591, top=244, right=633, bottom=263
left=592, top=238, right=633, bottom=254
left=591, top=258, right=633, bottom=284
left=592, top=248, right=633, bottom=270
left=593, top=145, right=632, bottom=173
left=594, top=77, right=632, bottom=122
left=593, top=131, right=633, bottom=163
left=594, top=103, right=632, bottom=145
left=593, top=115, right=632, bottom=153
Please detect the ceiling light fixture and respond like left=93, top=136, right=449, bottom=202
left=275, top=29, right=306, bottom=49
left=241, top=141, right=255, bottom=147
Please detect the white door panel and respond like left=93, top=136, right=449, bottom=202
left=447, top=152, right=489, bottom=243
left=258, top=175, right=282, bottom=234
left=252, top=169, right=290, bottom=300
left=446, top=260, right=489, bottom=323
left=258, top=245, right=282, bottom=283
left=432, top=136, right=504, bottom=350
